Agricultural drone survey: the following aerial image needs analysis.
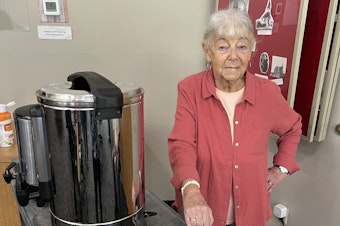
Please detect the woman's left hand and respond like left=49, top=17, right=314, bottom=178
left=267, top=166, right=287, bottom=193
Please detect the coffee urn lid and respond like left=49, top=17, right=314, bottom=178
left=36, top=82, right=94, bottom=109
left=36, top=72, right=143, bottom=119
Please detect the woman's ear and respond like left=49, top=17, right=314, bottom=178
left=202, top=43, right=212, bottom=63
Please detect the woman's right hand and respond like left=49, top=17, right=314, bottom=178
left=182, top=184, right=214, bottom=226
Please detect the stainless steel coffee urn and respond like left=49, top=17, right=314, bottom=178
left=4, top=72, right=145, bottom=226
left=3, top=104, right=52, bottom=207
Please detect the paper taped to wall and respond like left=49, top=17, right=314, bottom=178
left=37, top=25, right=72, bottom=40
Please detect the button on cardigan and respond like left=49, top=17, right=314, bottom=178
left=168, top=69, right=302, bottom=226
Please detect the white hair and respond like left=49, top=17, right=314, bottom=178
left=203, top=9, right=256, bottom=50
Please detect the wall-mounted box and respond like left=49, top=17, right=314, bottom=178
left=42, top=0, right=60, bottom=16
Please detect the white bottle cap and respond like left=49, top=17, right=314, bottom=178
left=0, top=104, right=6, bottom=113
left=0, top=101, right=16, bottom=113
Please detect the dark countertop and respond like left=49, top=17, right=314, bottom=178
left=14, top=187, right=185, bottom=226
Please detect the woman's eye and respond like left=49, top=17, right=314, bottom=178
left=237, top=43, right=250, bottom=51
left=218, top=46, right=228, bottom=51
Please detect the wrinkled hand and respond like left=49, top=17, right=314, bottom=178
left=267, top=166, right=288, bottom=193
left=182, top=185, right=214, bottom=226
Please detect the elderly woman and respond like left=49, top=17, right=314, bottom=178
left=168, top=9, right=301, bottom=226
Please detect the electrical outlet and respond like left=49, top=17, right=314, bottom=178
left=273, top=204, right=289, bottom=225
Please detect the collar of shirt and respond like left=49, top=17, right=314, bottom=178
left=202, top=69, right=256, bottom=106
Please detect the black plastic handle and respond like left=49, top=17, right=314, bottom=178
left=68, top=71, right=123, bottom=120
left=3, top=161, right=16, bottom=184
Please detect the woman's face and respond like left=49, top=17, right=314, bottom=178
left=204, top=35, right=252, bottom=89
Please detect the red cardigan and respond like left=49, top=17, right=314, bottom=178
left=168, top=69, right=301, bottom=226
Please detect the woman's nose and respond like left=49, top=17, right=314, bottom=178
left=228, top=47, right=238, bottom=59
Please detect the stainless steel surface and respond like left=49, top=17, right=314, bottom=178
left=36, top=82, right=94, bottom=109
left=15, top=116, right=38, bottom=186
left=30, top=112, right=51, bottom=185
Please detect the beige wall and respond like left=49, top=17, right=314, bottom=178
left=1, top=1, right=340, bottom=225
